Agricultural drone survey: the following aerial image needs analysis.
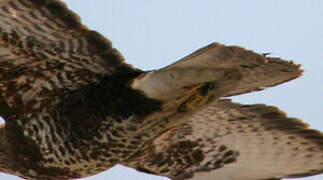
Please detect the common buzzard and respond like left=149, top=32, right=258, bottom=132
left=0, top=0, right=322, bottom=180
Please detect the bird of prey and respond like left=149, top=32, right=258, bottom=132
left=0, top=0, right=322, bottom=180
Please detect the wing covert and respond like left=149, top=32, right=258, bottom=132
left=123, top=99, right=323, bottom=180
left=0, top=0, right=130, bottom=119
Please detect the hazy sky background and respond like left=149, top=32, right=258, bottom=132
left=0, top=0, right=322, bottom=179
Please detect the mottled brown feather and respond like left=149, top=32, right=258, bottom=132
left=123, top=99, right=323, bottom=180
left=0, top=1, right=321, bottom=180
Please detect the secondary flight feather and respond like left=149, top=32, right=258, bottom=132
left=0, top=0, right=322, bottom=180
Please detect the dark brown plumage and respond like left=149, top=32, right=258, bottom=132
left=0, top=1, right=322, bottom=180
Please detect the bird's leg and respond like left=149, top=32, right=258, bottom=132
left=177, top=82, right=214, bottom=111
left=177, top=69, right=241, bottom=112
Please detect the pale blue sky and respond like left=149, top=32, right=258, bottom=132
left=1, top=0, right=322, bottom=179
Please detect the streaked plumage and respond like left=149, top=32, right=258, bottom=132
left=0, top=0, right=322, bottom=180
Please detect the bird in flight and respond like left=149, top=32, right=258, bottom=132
left=0, top=0, right=322, bottom=180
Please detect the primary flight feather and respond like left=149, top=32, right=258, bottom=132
left=0, top=0, right=322, bottom=180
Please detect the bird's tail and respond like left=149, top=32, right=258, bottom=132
left=131, top=43, right=302, bottom=112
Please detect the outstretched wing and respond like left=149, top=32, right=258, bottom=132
left=126, top=43, right=321, bottom=180
left=123, top=99, right=323, bottom=180
left=0, top=0, right=129, bottom=120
